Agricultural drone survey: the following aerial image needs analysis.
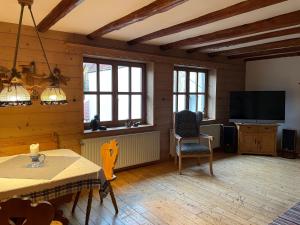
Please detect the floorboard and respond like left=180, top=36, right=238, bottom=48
left=62, top=153, right=300, bottom=225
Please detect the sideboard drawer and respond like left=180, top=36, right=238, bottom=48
left=259, top=126, right=277, bottom=133
left=239, top=126, right=259, bottom=133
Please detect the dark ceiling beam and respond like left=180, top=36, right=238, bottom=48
left=160, top=10, right=300, bottom=50
left=245, top=51, right=300, bottom=61
left=87, top=0, right=188, bottom=39
left=210, top=38, right=300, bottom=56
left=37, top=0, right=83, bottom=32
left=187, top=26, right=300, bottom=53
left=228, top=45, right=300, bottom=59
left=128, top=0, right=287, bottom=45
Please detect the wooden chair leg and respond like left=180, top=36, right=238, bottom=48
left=209, top=154, right=213, bottom=176
left=108, top=182, right=118, bottom=214
left=71, top=191, right=81, bottom=214
left=98, top=189, right=103, bottom=205
left=85, top=189, right=93, bottom=225
left=178, top=155, right=182, bottom=175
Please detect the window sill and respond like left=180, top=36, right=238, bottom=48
left=83, top=124, right=155, bottom=139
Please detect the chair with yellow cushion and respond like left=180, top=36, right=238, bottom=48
left=72, top=140, right=119, bottom=215
left=0, top=198, right=63, bottom=225
left=99, top=139, right=119, bottom=214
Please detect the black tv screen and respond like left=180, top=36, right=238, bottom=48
left=230, top=91, right=285, bottom=122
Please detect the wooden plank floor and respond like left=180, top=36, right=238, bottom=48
left=61, top=153, right=300, bottom=225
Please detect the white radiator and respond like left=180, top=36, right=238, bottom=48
left=81, top=131, right=160, bottom=169
left=169, top=124, right=221, bottom=157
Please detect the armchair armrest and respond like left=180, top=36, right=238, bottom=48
left=174, top=133, right=199, bottom=143
left=199, top=133, right=214, bottom=141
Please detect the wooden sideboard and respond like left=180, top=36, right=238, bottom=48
left=236, top=124, right=278, bottom=156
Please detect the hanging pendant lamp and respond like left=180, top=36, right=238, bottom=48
left=0, top=1, right=32, bottom=107
left=0, top=0, right=68, bottom=107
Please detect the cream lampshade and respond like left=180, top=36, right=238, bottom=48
left=40, top=86, right=67, bottom=105
left=0, top=84, right=31, bottom=107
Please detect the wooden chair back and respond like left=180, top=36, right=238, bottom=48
left=0, top=133, right=59, bottom=157
left=0, top=198, right=54, bottom=225
left=100, top=140, right=119, bottom=180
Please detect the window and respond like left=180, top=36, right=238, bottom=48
left=83, top=58, right=146, bottom=127
left=173, top=67, right=208, bottom=115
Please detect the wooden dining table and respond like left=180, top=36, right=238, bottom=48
left=0, top=149, right=108, bottom=225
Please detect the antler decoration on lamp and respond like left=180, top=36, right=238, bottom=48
left=0, top=0, right=70, bottom=107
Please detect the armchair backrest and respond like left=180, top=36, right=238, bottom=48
left=174, top=110, right=203, bottom=138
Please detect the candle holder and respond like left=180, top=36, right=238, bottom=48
left=27, top=153, right=46, bottom=168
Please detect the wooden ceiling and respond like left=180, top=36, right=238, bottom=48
left=1, top=0, right=300, bottom=61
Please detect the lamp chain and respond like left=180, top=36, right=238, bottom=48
left=12, top=4, right=25, bottom=72
left=28, top=6, right=53, bottom=75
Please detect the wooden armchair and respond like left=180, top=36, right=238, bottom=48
left=0, top=198, right=62, bottom=225
left=174, top=110, right=214, bottom=175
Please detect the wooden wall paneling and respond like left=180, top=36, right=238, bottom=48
left=0, top=22, right=245, bottom=158
left=154, top=63, right=173, bottom=160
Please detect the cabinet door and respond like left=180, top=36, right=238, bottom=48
left=258, top=133, right=276, bottom=155
left=239, top=132, right=257, bottom=153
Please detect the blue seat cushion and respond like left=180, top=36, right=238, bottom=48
left=176, top=143, right=210, bottom=155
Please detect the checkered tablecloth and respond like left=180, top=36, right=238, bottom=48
left=0, top=149, right=109, bottom=203
left=19, top=179, right=110, bottom=203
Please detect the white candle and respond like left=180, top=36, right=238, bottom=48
left=30, top=143, right=39, bottom=155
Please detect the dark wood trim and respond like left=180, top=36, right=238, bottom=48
left=128, top=0, right=286, bottom=45
left=87, top=0, right=188, bottom=39
left=211, top=37, right=300, bottom=56
left=187, top=26, right=300, bottom=53
left=228, top=46, right=300, bottom=59
left=83, top=57, right=147, bottom=128
left=160, top=10, right=300, bottom=50
left=37, top=0, right=83, bottom=32
left=245, top=51, right=300, bottom=61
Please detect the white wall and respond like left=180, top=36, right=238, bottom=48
left=246, top=57, right=300, bottom=152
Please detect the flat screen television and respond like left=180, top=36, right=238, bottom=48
left=229, top=91, right=285, bottom=123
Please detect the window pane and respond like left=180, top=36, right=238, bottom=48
left=118, top=66, right=129, bottom=92
left=178, top=71, right=186, bottom=93
left=83, top=95, right=97, bottom=123
left=198, top=94, right=205, bottom=112
left=83, top=63, right=97, bottom=92
left=189, top=95, right=197, bottom=112
left=178, top=95, right=186, bottom=112
left=131, top=67, right=142, bottom=92
left=189, top=72, right=197, bottom=93
left=198, top=72, right=206, bottom=93
left=173, top=95, right=177, bottom=112
left=99, top=95, right=112, bottom=122
left=118, top=95, right=129, bottom=120
left=131, top=95, right=142, bottom=119
left=99, top=64, right=112, bottom=92
left=173, top=71, right=177, bottom=92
